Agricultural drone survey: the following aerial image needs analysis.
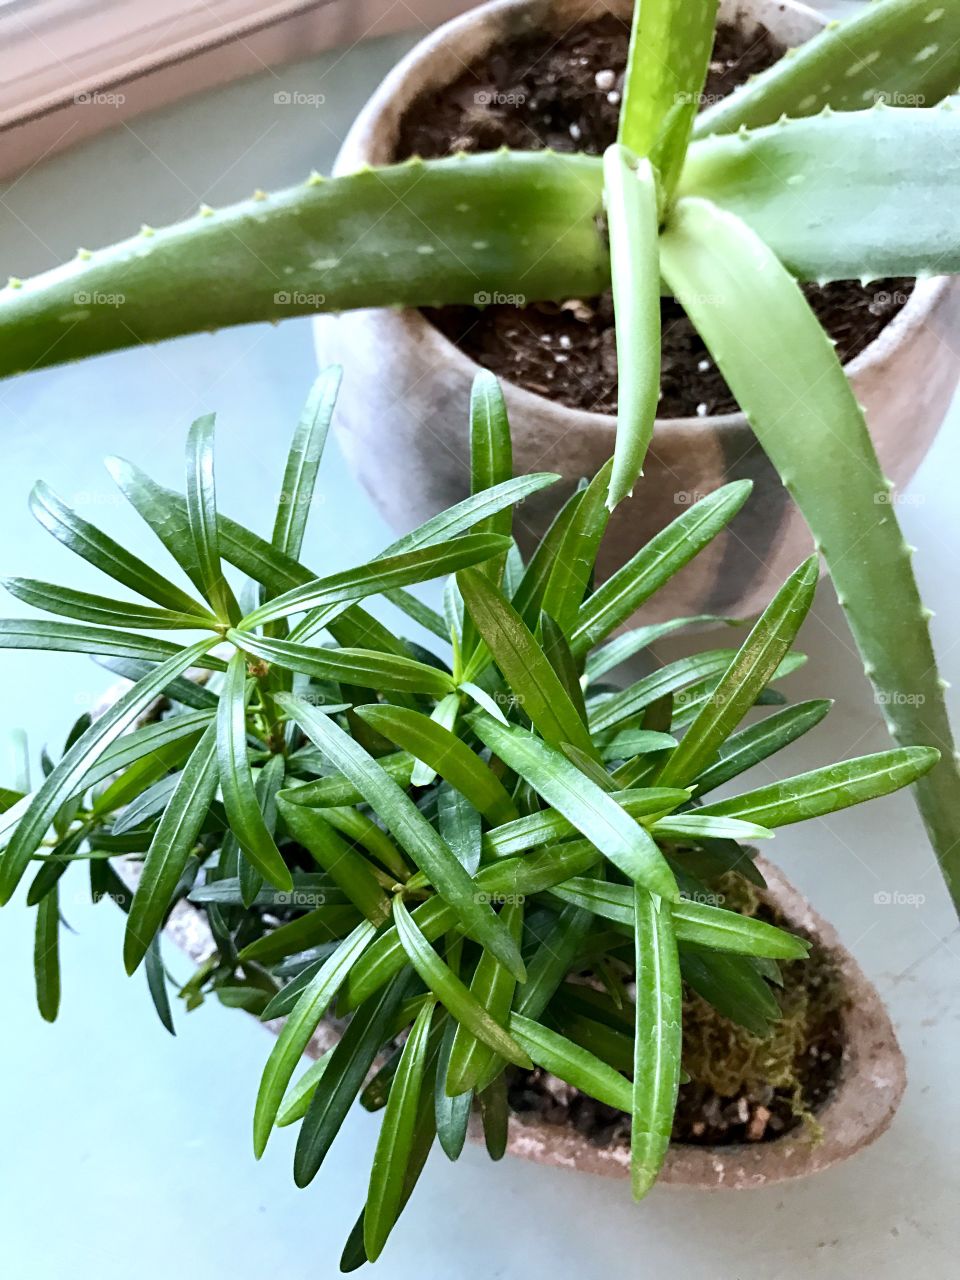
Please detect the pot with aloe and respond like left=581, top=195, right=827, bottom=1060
left=0, top=372, right=933, bottom=1264
left=2, top=0, right=959, bottom=916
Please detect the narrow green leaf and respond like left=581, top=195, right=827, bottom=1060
left=254, top=919, right=376, bottom=1156
left=411, top=692, right=459, bottom=787
left=241, top=534, right=511, bottom=630
left=470, top=711, right=676, bottom=899
left=632, top=888, right=682, bottom=1199
left=540, top=459, right=613, bottom=631
left=34, top=884, right=61, bottom=1022
left=216, top=653, right=292, bottom=890
left=514, top=905, right=593, bottom=1021
left=364, top=1000, right=434, bottom=1261
left=671, top=898, right=808, bottom=960
left=279, top=694, right=524, bottom=979
left=468, top=370, right=513, bottom=581
left=680, top=949, right=778, bottom=1037
left=123, top=721, right=219, bottom=973
left=355, top=704, right=517, bottom=825
left=276, top=1052, right=333, bottom=1127
left=512, top=485, right=585, bottom=629
left=393, top=899, right=532, bottom=1071
left=588, top=649, right=736, bottom=734
left=276, top=797, right=390, bottom=924
left=446, top=899, right=523, bottom=1094
left=185, top=414, right=240, bottom=622
left=437, top=781, right=482, bottom=878
left=278, top=751, right=414, bottom=809
left=458, top=568, right=598, bottom=759
left=477, top=1072, right=509, bottom=1160
left=145, top=936, right=176, bottom=1035
left=238, top=906, right=360, bottom=964
left=272, top=367, right=341, bottom=559
left=603, top=146, right=661, bottom=507
left=2, top=577, right=216, bottom=630
left=0, top=637, right=219, bottom=903
left=228, top=628, right=454, bottom=697
left=569, top=482, right=752, bottom=655
left=692, top=700, right=832, bottom=797
left=586, top=615, right=737, bottom=684
left=698, top=747, right=940, bottom=828
left=483, top=786, right=687, bottom=859
left=510, top=1013, right=631, bottom=1112
left=652, top=814, right=773, bottom=843
left=294, top=974, right=407, bottom=1187
left=0, top=619, right=224, bottom=666
left=29, top=480, right=208, bottom=616
left=435, top=1016, right=472, bottom=1161
left=657, top=558, right=818, bottom=787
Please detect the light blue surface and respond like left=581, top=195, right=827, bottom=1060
left=1, top=6, right=958, bottom=1277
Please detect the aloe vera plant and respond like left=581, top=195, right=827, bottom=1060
left=1, top=0, right=957, bottom=905
left=0, top=374, right=938, bottom=1261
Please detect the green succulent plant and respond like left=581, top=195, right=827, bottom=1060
left=1, top=0, right=957, bottom=908
left=0, top=374, right=938, bottom=1263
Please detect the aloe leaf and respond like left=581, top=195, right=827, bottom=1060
left=603, top=146, right=662, bottom=508
left=469, top=710, right=677, bottom=899
left=692, top=699, right=832, bottom=796
left=657, top=557, right=818, bottom=787
left=228, top=628, right=454, bottom=698
left=683, top=105, right=960, bottom=279
left=0, top=636, right=218, bottom=903
left=393, top=899, right=532, bottom=1073
left=698, top=746, right=939, bottom=829
left=277, top=694, right=525, bottom=981
left=446, top=899, right=523, bottom=1095
left=28, top=481, right=208, bottom=616
left=355, top=705, right=517, bottom=825
left=364, top=1000, right=435, bottom=1261
left=540, top=461, right=613, bottom=635
left=241, top=534, right=509, bottom=630
left=217, top=653, right=292, bottom=891
left=569, top=481, right=752, bottom=655
left=276, top=797, right=390, bottom=924
left=273, top=367, right=341, bottom=560
left=1, top=577, right=216, bottom=631
left=435, top=1018, right=473, bottom=1160
left=0, top=152, right=609, bottom=378
left=34, top=885, right=61, bottom=1022
left=458, top=568, right=598, bottom=759
left=510, top=1014, right=632, bottom=1113
left=661, top=195, right=960, bottom=901
left=694, top=0, right=960, bottom=137
left=122, top=721, right=219, bottom=973
left=253, top=919, right=376, bottom=1157
left=185, top=413, right=240, bottom=623
left=621, top=0, right=717, bottom=194
left=631, top=888, right=682, bottom=1198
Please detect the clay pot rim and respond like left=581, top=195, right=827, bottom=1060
left=336, top=0, right=949, bottom=442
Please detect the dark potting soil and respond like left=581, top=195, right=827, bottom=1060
left=506, top=894, right=847, bottom=1150
left=396, top=16, right=913, bottom=418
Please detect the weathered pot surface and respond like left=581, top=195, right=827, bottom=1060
left=156, top=854, right=905, bottom=1192
left=315, top=0, right=960, bottom=625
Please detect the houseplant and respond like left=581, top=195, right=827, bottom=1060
left=0, top=0, right=958, bottom=912
left=0, top=373, right=936, bottom=1264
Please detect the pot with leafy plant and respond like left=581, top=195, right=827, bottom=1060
left=2, top=0, right=959, bottom=915
left=0, top=373, right=933, bottom=1265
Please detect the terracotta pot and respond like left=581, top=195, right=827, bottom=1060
left=154, top=854, right=905, bottom=1191
left=314, top=0, right=960, bottom=624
